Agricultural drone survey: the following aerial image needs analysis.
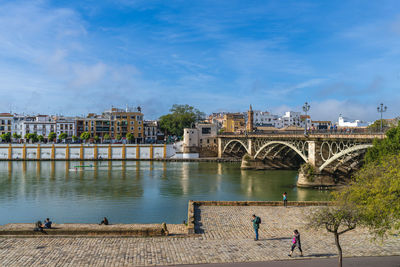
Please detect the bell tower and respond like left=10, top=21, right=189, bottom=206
left=247, top=105, right=254, bottom=132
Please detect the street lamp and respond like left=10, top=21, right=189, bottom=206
left=302, top=102, right=310, bottom=135
left=377, top=103, right=387, bottom=133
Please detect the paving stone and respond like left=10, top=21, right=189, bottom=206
left=0, top=206, right=399, bottom=266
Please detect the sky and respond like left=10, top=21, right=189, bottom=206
left=0, top=0, right=399, bottom=121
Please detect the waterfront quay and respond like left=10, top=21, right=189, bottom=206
left=1, top=205, right=399, bottom=266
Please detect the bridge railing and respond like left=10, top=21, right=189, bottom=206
left=219, top=129, right=386, bottom=136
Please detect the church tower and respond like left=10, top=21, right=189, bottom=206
left=247, top=105, right=254, bottom=132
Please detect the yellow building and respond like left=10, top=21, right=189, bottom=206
left=223, top=113, right=245, bottom=133
left=75, top=107, right=144, bottom=143
left=0, top=113, right=13, bottom=135
left=103, top=107, right=144, bottom=143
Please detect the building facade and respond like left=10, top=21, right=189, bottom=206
left=338, top=116, right=369, bottom=127
left=144, top=120, right=163, bottom=143
left=0, top=113, right=13, bottom=135
left=223, top=113, right=245, bottom=133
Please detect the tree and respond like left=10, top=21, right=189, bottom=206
left=116, top=134, right=122, bottom=141
left=94, top=135, right=99, bottom=143
left=72, top=135, right=78, bottom=142
left=37, top=135, right=44, bottom=142
left=335, top=154, right=400, bottom=238
left=103, top=133, right=110, bottom=141
left=368, top=119, right=389, bottom=132
left=25, top=133, right=38, bottom=143
left=159, top=104, right=205, bottom=137
left=80, top=132, right=90, bottom=143
left=364, top=125, right=400, bottom=164
left=59, top=133, right=68, bottom=141
left=0, top=133, right=11, bottom=143
left=48, top=132, right=57, bottom=142
left=308, top=206, right=358, bottom=267
left=12, top=133, right=21, bottom=140
left=126, top=132, right=134, bottom=143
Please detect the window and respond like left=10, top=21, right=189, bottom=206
left=130, top=127, right=134, bottom=130
left=202, top=127, right=211, bottom=134
left=122, top=116, right=127, bottom=119
left=130, top=116, right=135, bottom=119
left=130, top=121, right=134, bottom=125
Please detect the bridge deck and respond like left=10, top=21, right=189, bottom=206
left=219, top=133, right=384, bottom=139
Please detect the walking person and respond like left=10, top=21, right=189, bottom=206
left=251, top=214, right=261, bottom=241
left=288, top=229, right=303, bottom=257
left=283, top=192, right=288, bottom=207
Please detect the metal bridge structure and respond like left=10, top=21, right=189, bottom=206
left=218, top=132, right=383, bottom=179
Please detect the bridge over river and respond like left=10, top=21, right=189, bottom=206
left=217, top=132, right=384, bottom=187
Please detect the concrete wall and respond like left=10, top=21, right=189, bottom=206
left=0, top=144, right=172, bottom=160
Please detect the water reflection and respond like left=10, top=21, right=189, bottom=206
left=0, top=161, right=329, bottom=224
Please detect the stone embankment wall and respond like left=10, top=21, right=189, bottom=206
left=0, top=144, right=176, bottom=160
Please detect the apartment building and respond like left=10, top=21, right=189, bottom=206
left=103, top=107, right=144, bottom=143
left=0, top=113, right=13, bottom=135
left=222, top=113, right=245, bottom=133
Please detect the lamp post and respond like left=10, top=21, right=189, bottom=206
left=377, top=103, right=387, bottom=133
left=302, top=102, right=310, bottom=135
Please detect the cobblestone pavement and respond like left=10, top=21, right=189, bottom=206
left=0, top=206, right=399, bottom=266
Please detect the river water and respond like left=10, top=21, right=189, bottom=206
left=0, top=161, right=330, bottom=225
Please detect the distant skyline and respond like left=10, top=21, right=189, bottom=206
left=0, top=0, right=399, bottom=121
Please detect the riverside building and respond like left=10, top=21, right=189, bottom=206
left=0, top=113, right=13, bottom=135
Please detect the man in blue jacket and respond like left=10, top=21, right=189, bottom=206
left=252, top=214, right=261, bottom=241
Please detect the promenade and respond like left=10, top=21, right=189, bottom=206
left=0, top=206, right=399, bottom=266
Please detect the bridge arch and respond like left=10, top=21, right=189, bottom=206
left=318, top=144, right=372, bottom=172
left=222, top=139, right=250, bottom=155
left=254, top=141, right=308, bottom=162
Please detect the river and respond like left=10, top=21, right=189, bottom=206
left=0, top=161, right=330, bottom=224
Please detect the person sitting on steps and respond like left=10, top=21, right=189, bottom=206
left=99, top=217, right=109, bottom=225
left=43, top=218, right=52, bottom=229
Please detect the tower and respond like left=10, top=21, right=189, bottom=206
left=247, top=105, right=254, bottom=132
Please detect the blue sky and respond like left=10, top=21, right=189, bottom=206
left=0, top=0, right=399, bottom=121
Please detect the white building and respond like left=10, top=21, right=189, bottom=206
left=183, top=123, right=218, bottom=148
left=54, top=116, right=76, bottom=138
left=252, top=111, right=280, bottom=127
left=143, top=120, right=163, bottom=143
left=280, top=111, right=311, bottom=128
left=244, top=110, right=312, bottom=129
left=338, top=116, right=369, bottom=127
left=13, top=115, right=56, bottom=138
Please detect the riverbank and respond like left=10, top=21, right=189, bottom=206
left=0, top=205, right=398, bottom=266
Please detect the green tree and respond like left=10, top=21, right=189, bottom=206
left=308, top=206, right=358, bottom=267
left=116, top=134, right=122, bottom=141
left=94, top=135, right=99, bottom=143
left=0, top=133, right=11, bottom=142
left=37, top=135, right=44, bottom=142
left=12, top=133, right=21, bottom=140
left=80, top=132, right=90, bottom=143
left=59, top=133, right=68, bottom=141
left=126, top=132, right=134, bottom=143
left=336, top=154, right=400, bottom=238
left=159, top=104, right=205, bottom=137
left=103, top=133, right=110, bottom=140
left=364, top=125, right=400, bottom=164
left=48, top=132, right=57, bottom=142
left=368, top=119, right=389, bottom=132
left=25, top=133, right=38, bottom=143
left=72, top=135, right=79, bottom=142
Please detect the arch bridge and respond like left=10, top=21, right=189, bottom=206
left=218, top=133, right=384, bottom=185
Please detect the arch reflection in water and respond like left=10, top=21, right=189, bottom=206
left=0, top=161, right=329, bottom=225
